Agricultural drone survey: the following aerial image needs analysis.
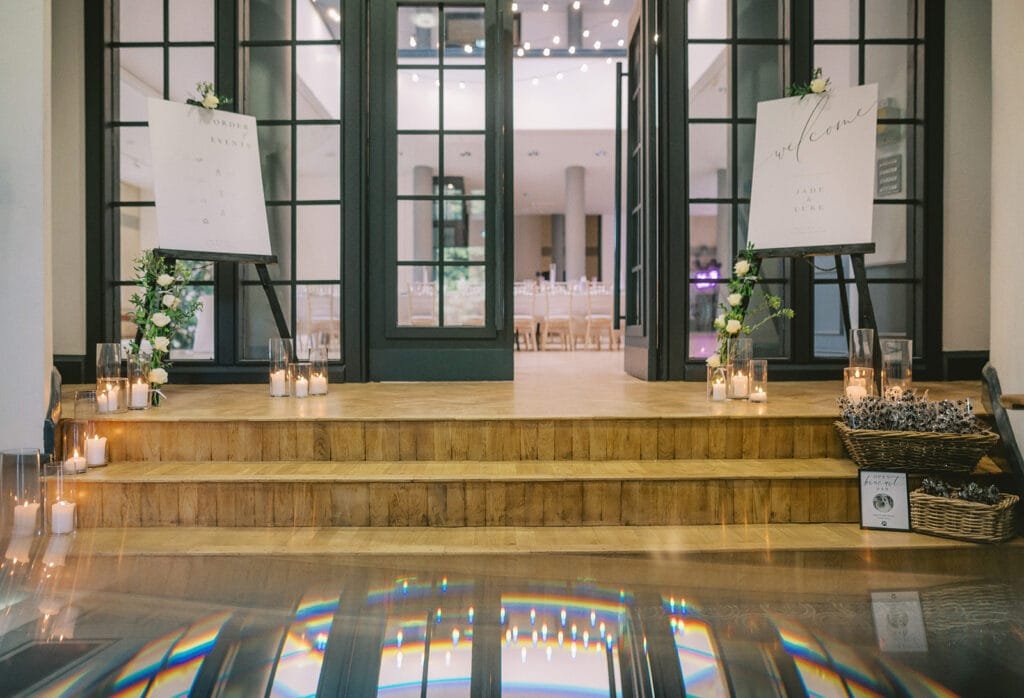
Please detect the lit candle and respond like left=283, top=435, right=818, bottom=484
left=4, top=535, right=33, bottom=562
left=850, top=369, right=866, bottom=388
left=845, top=384, right=868, bottom=402
left=711, top=378, right=726, bottom=401
left=51, top=501, right=76, bottom=535
left=12, top=501, right=40, bottom=532
left=269, top=369, right=287, bottom=397
left=130, top=379, right=149, bottom=409
left=731, top=371, right=749, bottom=398
left=310, top=373, right=328, bottom=396
left=85, top=435, right=107, bottom=467
left=749, top=386, right=767, bottom=403
left=63, top=450, right=87, bottom=474
left=294, top=375, right=309, bottom=398
left=96, top=391, right=109, bottom=413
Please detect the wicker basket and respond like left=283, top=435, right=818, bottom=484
left=834, top=422, right=999, bottom=473
left=910, top=489, right=1018, bottom=543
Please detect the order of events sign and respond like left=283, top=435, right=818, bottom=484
left=147, top=98, right=272, bottom=258
left=748, top=83, right=878, bottom=251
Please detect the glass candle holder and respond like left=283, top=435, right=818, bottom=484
left=843, top=367, right=874, bottom=402
left=727, top=337, right=752, bottom=399
left=881, top=338, right=913, bottom=399
left=44, top=460, right=76, bottom=535
left=126, top=355, right=152, bottom=410
left=291, top=361, right=312, bottom=399
left=848, top=328, right=875, bottom=369
left=748, top=360, right=768, bottom=403
left=269, top=338, right=293, bottom=397
left=309, top=346, right=329, bottom=396
left=2, top=448, right=42, bottom=535
left=96, top=377, right=129, bottom=414
left=61, top=421, right=90, bottom=474
left=707, top=364, right=729, bottom=402
left=96, top=342, right=123, bottom=383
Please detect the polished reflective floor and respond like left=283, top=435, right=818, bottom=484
left=3, top=529, right=1024, bottom=697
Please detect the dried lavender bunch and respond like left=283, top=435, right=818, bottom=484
left=838, top=392, right=981, bottom=433
left=920, top=477, right=1002, bottom=505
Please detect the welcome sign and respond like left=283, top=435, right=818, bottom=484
left=748, top=84, right=878, bottom=251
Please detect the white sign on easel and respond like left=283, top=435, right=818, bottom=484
left=748, top=84, right=878, bottom=251
left=147, top=98, right=272, bottom=259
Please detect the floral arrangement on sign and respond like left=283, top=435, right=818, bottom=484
left=838, top=392, right=982, bottom=434
left=920, top=478, right=1003, bottom=505
left=705, top=243, right=795, bottom=369
left=129, top=250, right=203, bottom=404
left=186, top=81, right=232, bottom=110
left=786, top=67, right=831, bottom=98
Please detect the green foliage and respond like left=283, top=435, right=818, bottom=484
left=185, top=81, right=232, bottom=109
left=786, top=67, right=831, bottom=99
left=128, top=250, right=203, bottom=389
left=707, top=243, right=795, bottom=367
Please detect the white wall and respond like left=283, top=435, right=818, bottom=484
left=0, top=1, right=53, bottom=449
left=514, top=215, right=549, bottom=281
left=943, top=0, right=992, bottom=352
left=52, top=0, right=86, bottom=356
left=990, top=0, right=1024, bottom=389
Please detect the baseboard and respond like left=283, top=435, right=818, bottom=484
left=54, top=354, right=87, bottom=384
left=943, top=351, right=990, bottom=381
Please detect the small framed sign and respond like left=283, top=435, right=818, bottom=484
left=871, top=590, right=928, bottom=653
left=859, top=470, right=911, bottom=531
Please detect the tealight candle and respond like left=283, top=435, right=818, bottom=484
left=130, top=379, right=149, bottom=409
left=294, top=375, right=309, bottom=398
left=310, top=372, right=328, bottom=396
left=12, top=501, right=40, bottom=532
left=85, top=435, right=107, bottom=467
left=269, top=369, right=287, bottom=397
left=63, top=450, right=87, bottom=474
left=749, top=386, right=767, bottom=403
left=845, top=385, right=868, bottom=401
left=51, top=500, right=76, bottom=535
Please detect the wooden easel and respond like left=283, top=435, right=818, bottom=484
left=753, top=243, right=882, bottom=392
left=134, top=248, right=291, bottom=348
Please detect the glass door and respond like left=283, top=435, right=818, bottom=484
left=367, top=0, right=514, bottom=380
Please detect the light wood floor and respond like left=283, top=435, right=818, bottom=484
left=69, top=351, right=984, bottom=421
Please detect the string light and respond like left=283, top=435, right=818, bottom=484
left=517, top=47, right=525, bottom=57
left=573, top=0, right=581, bottom=9
left=541, top=2, right=549, bottom=11
left=542, top=47, right=550, bottom=56
left=593, top=40, right=602, bottom=49
left=409, top=36, right=417, bottom=47
left=552, top=35, right=561, bottom=45
left=612, top=18, right=620, bottom=27
left=582, top=29, right=590, bottom=38
left=511, top=1, right=518, bottom=10
left=568, top=46, right=576, bottom=54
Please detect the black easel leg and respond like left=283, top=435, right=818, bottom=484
left=834, top=255, right=852, bottom=340
left=850, top=253, right=883, bottom=393
left=255, top=262, right=293, bottom=342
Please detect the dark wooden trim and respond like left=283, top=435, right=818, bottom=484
left=53, top=355, right=87, bottom=385
left=920, top=0, right=945, bottom=379
left=943, top=351, right=989, bottom=381
left=83, top=1, right=108, bottom=384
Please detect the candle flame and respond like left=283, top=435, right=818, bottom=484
left=73, top=450, right=79, bottom=458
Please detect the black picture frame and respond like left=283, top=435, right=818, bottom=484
left=858, top=470, right=912, bottom=532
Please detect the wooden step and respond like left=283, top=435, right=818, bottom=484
left=65, top=458, right=861, bottom=529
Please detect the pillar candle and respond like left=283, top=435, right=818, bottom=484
left=51, top=501, right=76, bottom=535
left=269, top=369, right=287, bottom=397
left=85, top=435, right=107, bottom=466
left=63, top=450, right=87, bottom=474
left=96, top=392, right=109, bottom=413
left=130, top=379, right=149, bottom=409
left=294, top=376, right=309, bottom=398
left=731, top=371, right=749, bottom=398
left=310, top=373, right=328, bottom=396
left=12, top=501, right=40, bottom=532
left=711, top=380, right=726, bottom=401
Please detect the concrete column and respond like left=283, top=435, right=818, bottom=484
left=412, top=165, right=435, bottom=276
left=565, top=165, right=586, bottom=281
left=991, top=0, right=1024, bottom=390
left=0, top=1, right=53, bottom=448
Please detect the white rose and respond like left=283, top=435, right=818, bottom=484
left=148, top=367, right=168, bottom=385
left=706, top=354, right=721, bottom=368
left=713, top=315, right=726, bottom=329
left=727, top=293, right=743, bottom=307
left=162, top=293, right=177, bottom=308
left=733, top=260, right=751, bottom=277
left=201, top=92, right=220, bottom=109
left=152, top=336, right=170, bottom=352
left=726, top=319, right=742, bottom=335
left=151, top=312, right=171, bottom=328
left=156, top=274, right=175, bottom=287
left=810, top=78, right=827, bottom=94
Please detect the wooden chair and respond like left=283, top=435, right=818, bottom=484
left=540, top=284, right=573, bottom=351
left=585, top=285, right=616, bottom=350
left=981, top=362, right=1024, bottom=494
left=513, top=284, right=537, bottom=351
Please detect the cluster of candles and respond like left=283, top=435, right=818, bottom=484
left=709, top=359, right=769, bottom=403
left=268, top=340, right=330, bottom=399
